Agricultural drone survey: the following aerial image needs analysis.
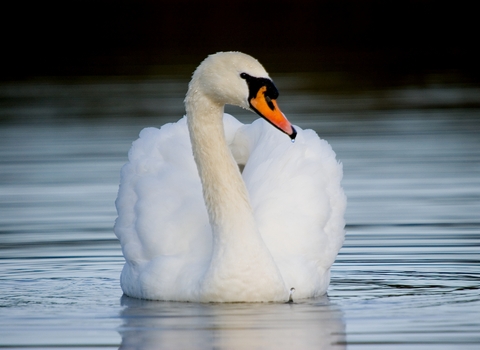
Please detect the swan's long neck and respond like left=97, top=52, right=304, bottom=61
left=185, top=83, right=287, bottom=302
left=186, top=90, right=254, bottom=239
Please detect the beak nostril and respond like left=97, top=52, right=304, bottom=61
left=265, top=95, right=275, bottom=111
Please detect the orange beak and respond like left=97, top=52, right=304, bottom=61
left=250, top=86, right=297, bottom=140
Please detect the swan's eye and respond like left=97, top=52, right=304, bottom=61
left=242, top=74, right=279, bottom=107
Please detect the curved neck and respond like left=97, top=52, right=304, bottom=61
left=184, top=76, right=287, bottom=301
left=185, top=90, right=256, bottom=241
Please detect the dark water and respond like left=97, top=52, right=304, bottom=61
left=1, top=76, right=479, bottom=349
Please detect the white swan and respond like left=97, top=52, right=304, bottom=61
left=114, top=52, right=346, bottom=302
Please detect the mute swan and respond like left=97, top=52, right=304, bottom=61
left=115, top=52, right=346, bottom=302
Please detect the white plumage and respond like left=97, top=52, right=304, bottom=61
left=115, top=52, right=346, bottom=302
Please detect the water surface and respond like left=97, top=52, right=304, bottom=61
left=1, top=76, right=479, bottom=349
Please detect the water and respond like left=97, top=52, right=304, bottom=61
left=1, top=76, right=479, bottom=349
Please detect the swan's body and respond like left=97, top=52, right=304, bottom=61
left=115, top=52, right=346, bottom=302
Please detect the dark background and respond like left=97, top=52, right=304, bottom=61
left=2, top=0, right=478, bottom=84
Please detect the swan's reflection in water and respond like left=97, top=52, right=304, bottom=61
left=119, top=295, right=345, bottom=349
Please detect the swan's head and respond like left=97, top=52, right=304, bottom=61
left=188, top=52, right=296, bottom=140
